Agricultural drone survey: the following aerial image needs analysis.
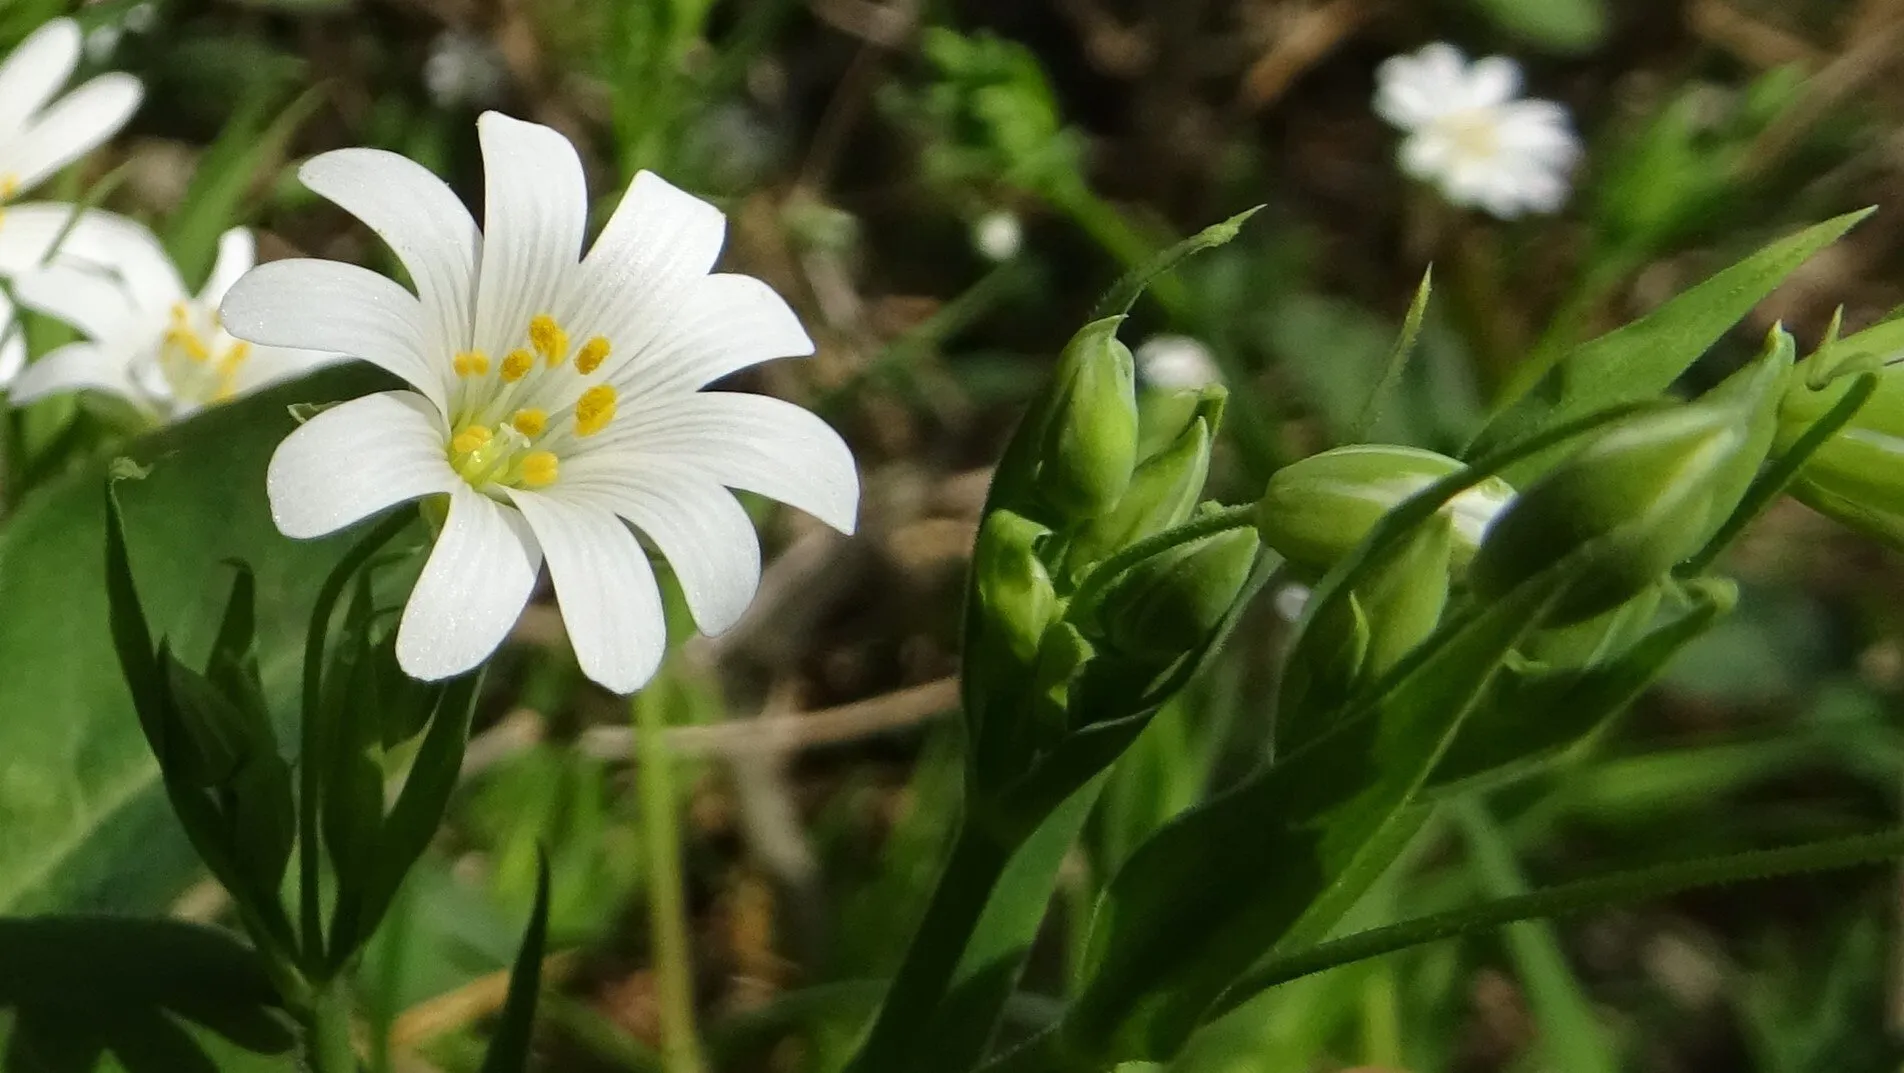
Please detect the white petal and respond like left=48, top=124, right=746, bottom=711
left=13, top=262, right=136, bottom=341
left=221, top=259, right=448, bottom=411
left=603, top=391, right=859, bottom=534
left=0, top=206, right=186, bottom=310
left=615, top=273, right=812, bottom=399
left=0, top=329, right=22, bottom=388
left=298, top=148, right=480, bottom=355
left=265, top=390, right=457, bottom=538
left=229, top=342, right=345, bottom=397
left=1461, top=56, right=1522, bottom=110
left=564, top=169, right=726, bottom=344
left=10, top=340, right=137, bottom=403
left=558, top=459, right=761, bottom=635
left=200, top=227, right=255, bottom=306
left=5, top=74, right=142, bottom=192
left=1398, top=131, right=1455, bottom=181
left=470, top=112, right=587, bottom=358
left=0, top=19, right=81, bottom=142
left=396, top=485, right=542, bottom=682
left=505, top=489, right=666, bottom=693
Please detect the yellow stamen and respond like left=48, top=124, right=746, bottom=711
left=178, top=332, right=212, bottom=362
left=451, top=425, right=493, bottom=455
left=519, top=451, right=559, bottom=488
left=575, top=336, right=610, bottom=375
left=454, top=350, right=491, bottom=377
left=573, top=384, right=617, bottom=437
left=511, top=408, right=547, bottom=437
left=216, top=342, right=251, bottom=377
left=530, top=314, right=568, bottom=366
left=500, top=348, right=534, bottom=382
left=0, top=176, right=16, bottom=229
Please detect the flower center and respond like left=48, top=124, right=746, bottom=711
left=1437, top=109, right=1502, bottom=161
left=0, top=175, right=18, bottom=230
left=445, top=313, right=618, bottom=493
left=152, top=301, right=251, bottom=406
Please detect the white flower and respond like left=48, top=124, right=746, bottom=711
left=972, top=210, right=1021, bottom=262
left=422, top=31, right=508, bottom=110
left=1134, top=334, right=1221, bottom=390
left=1374, top=43, right=1580, bottom=219
left=221, top=112, right=860, bottom=694
left=11, top=221, right=338, bottom=419
left=0, top=18, right=141, bottom=228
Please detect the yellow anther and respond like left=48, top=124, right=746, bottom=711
left=177, top=332, right=212, bottom=362
left=453, top=350, right=491, bottom=377
left=575, top=336, right=610, bottom=375
left=511, top=408, right=547, bottom=437
left=529, top=315, right=568, bottom=366
left=573, top=384, right=617, bottom=437
left=451, top=425, right=493, bottom=455
left=216, top=342, right=251, bottom=377
left=500, top=348, right=534, bottom=382
left=519, top=451, right=559, bottom=488
left=170, top=302, right=191, bottom=324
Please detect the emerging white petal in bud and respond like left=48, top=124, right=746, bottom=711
left=224, top=111, right=861, bottom=695
left=1135, top=334, right=1221, bottom=390
left=973, top=210, right=1022, bottom=262
left=1274, top=582, right=1312, bottom=624
left=1374, top=42, right=1580, bottom=219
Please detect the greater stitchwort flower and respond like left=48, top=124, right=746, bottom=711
left=1374, top=42, right=1580, bottom=219
left=0, top=17, right=141, bottom=243
left=222, top=112, right=860, bottom=693
left=11, top=222, right=336, bottom=419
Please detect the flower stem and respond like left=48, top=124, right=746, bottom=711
left=1065, top=502, right=1259, bottom=622
left=303, top=980, right=359, bottom=1073
left=841, top=820, right=1016, bottom=1073
left=635, top=689, right=707, bottom=1073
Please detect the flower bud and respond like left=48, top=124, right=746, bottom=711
left=1094, top=515, right=1260, bottom=662
left=1774, top=366, right=1904, bottom=547
left=1470, top=406, right=1745, bottom=624
left=1356, top=516, right=1454, bottom=674
left=1064, top=410, right=1215, bottom=578
left=1255, top=444, right=1513, bottom=574
left=1037, top=316, right=1139, bottom=519
left=973, top=509, right=1058, bottom=665
left=1696, top=326, right=1792, bottom=521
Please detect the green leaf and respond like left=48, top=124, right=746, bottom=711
left=478, top=851, right=552, bottom=1073
left=0, top=916, right=297, bottom=1072
left=1472, top=212, right=1871, bottom=482
left=1051, top=562, right=1573, bottom=1066
left=1426, top=577, right=1735, bottom=793
left=0, top=366, right=399, bottom=915
left=166, top=87, right=322, bottom=287
left=1468, top=0, right=1609, bottom=52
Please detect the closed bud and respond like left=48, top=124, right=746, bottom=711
left=1095, top=513, right=1259, bottom=662
left=1065, top=411, right=1216, bottom=577
left=974, top=509, right=1058, bottom=664
left=1776, top=353, right=1904, bottom=546
left=1356, top=516, right=1454, bottom=674
left=1038, top=316, right=1139, bottom=519
left=1256, top=444, right=1513, bottom=574
left=1698, top=326, right=1793, bottom=520
left=1470, top=406, right=1745, bottom=624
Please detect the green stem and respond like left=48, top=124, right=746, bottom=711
left=304, top=980, right=359, bottom=1073
left=1214, top=826, right=1904, bottom=1015
left=841, top=821, right=1017, bottom=1073
left=636, top=689, right=708, bottom=1073
left=1065, top=502, right=1258, bottom=621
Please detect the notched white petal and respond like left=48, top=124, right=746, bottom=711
left=506, top=489, right=668, bottom=694
left=396, top=485, right=543, bottom=682
left=266, top=390, right=456, bottom=538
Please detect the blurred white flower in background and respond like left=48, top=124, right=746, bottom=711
left=84, top=2, right=158, bottom=62
left=1135, top=334, right=1221, bottom=390
left=423, top=30, right=510, bottom=110
left=972, top=210, right=1022, bottom=262
left=11, top=221, right=338, bottom=420
left=1374, top=42, right=1580, bottom=219
left=222, top=112, right=860, bottom=694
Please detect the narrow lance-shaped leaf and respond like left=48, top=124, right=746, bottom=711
left=478, top=850, right=552, bottom=1073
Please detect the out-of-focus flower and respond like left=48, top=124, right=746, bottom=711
left=1134, top=334, right=1221, bottom=390
left=973, top=210, right=1022, bottom=262
left=11, top=222, right=338, bottom=420
left=83, top=2, right=157, bottom=62
left=1374, top=42, right=1580, bottom=219
left=0, top=18, right=142, bottom=225
left=221, top=112, right=860, bottom=694
left=422, top=30, right=509, bottom=110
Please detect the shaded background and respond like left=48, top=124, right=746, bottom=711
left=5, top=0, right=1904, bottom=1070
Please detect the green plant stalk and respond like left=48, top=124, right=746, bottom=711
left=636, top=690, right=709, bottom=1073
left=841, top=821, right=1018, bottom=1073
left=305, top=980, right=358, bottom=1073
left=1064, top=502, right=1258, bottom=622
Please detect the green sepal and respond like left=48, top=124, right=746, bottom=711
left=1036, top=316, right=1139, bottom=520
left=1355, top=515, right=1453, bottom=675
left=1091, top=517, right=1260, bottom=664
left=1065, top=408, right=1217, bottom=580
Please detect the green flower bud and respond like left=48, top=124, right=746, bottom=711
left=973, top=509, right=1058, bottom=665
left=1256, top=444, right=1514, bottom=574
left=1775, top=353, right=1904, bottom=547
left=1037, top=316, right=1139, bottom=519
left=1095, top=515, right=1260, bottom=662
left=1356, top=516, right=1454, bottom=674
left=1064, top=410, right=1216, bottom=578
left=1470, top=406, right=1745, bottom=625
left=1698, top=326, right=1793, bottom=521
